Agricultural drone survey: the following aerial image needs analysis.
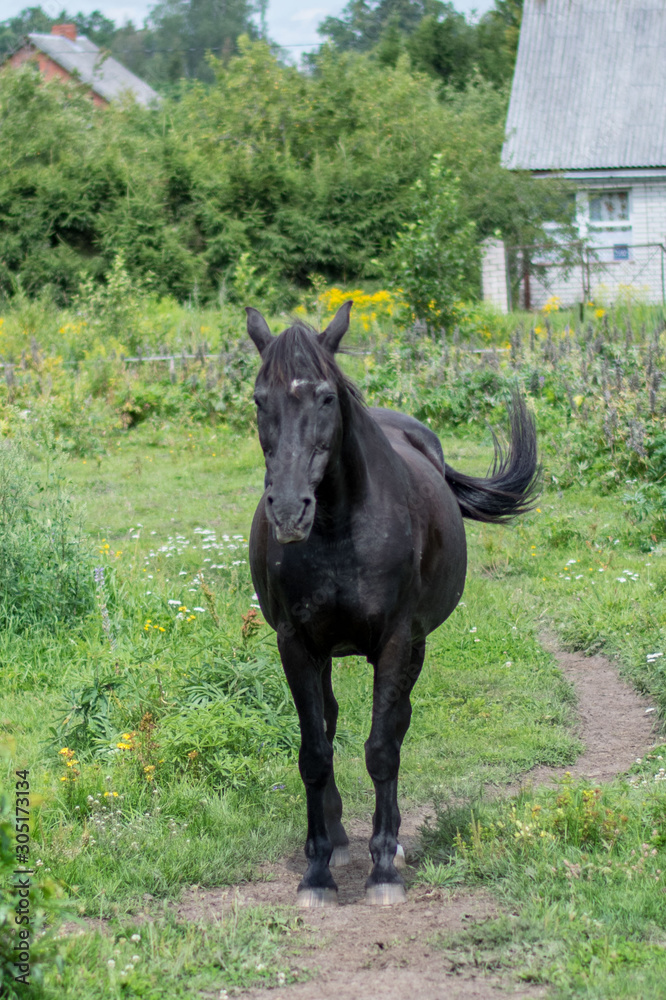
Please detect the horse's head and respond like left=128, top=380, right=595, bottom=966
left=246, top=302, right=353, bottom=544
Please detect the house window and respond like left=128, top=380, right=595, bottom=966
left=586, top=190, right=632, bottom=259
left=588, top=191, right=629, bottom=225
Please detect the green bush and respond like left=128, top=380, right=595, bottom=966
left=623, top=482, right=666, bottom=541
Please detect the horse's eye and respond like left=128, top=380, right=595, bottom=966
left=322, top=395, right=336, bottom=406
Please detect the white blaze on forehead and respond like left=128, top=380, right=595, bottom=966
left=289, top=378, right=325, bottom=395
left=288, top=378, right=331, bottom=396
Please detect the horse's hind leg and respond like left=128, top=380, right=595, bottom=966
left=322, top=658, right=350, bottom=867
left=365, top=636, right=426, bottom=905
left=278, top=634, right=338, bottom=907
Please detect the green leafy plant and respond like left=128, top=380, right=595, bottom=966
left=49, top=675, right=125, bottom=752
left=623, top=481, right=666, bottom=541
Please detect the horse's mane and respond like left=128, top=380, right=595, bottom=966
left=258, top=322, right=365, bottom=406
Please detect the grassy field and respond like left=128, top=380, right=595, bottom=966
left=1, top=303, right=666, bottom=998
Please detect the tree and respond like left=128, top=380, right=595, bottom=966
left=0, top=6, right=62, bottom=59
left=433, top=79, right=574, bottom=248
left=405, top=7, right=474, bottom=87
left=475, top=0, right=523, bottom=87
left=0, top=7, right=120, bottom=60
left=145, top=0, right=260, bottom=84
left=0, top=2, right=262, bottom=87
left=318, top=0, right=523, bottom=89
left=0, top=36, right=570, bottom=305
left=318, top=0, right=445, bottom=53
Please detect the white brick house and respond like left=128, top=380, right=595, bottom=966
left=484, top=0, right=666, bottom=312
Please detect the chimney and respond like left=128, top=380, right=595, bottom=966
left=51, top=24, right=77, bottom=42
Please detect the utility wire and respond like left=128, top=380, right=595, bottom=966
left=104, top=42, right=320, bottom=51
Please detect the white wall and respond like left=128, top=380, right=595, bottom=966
left=631, top=181, right=666, bottom=245
left=481, top=238, right=509, bottom=313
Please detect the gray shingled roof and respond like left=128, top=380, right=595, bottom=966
left=502, top=0, right=666, bottom=171
left=27, top=32, right=160, bottom=107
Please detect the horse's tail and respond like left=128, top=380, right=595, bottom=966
left=444, top=391, right=541, bottom=523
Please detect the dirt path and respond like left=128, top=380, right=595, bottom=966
left=177, top=639, right=660, bottom=1000
left=509, top=634, right=658, bottom=789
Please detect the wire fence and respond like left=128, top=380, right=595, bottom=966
left=506, top=242, right=666, bottom=311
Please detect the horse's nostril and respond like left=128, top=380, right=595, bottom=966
left=302, top=498, right=311, bottom=508
left=267, top=495, right=274, bottom=505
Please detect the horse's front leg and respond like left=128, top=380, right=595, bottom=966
left=278, top=633, right=338, bottom=907
left=365, top=634, right=426, bottom=905
left=322, top=657, right=350, bottom=867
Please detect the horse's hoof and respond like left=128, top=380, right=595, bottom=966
left=365, top=883, right=407, bottom=906
left=297, top=887, right=338, bottom=908
left=330, top=845, right=350, bottom=867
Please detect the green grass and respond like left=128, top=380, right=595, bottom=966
left=45, top=906, right=307, bottom=999
left=2, top=388, right=666, bottom=997
left=420, top=762, right=666, bottom=999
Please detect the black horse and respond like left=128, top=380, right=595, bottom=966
left=246, top=301, right=539, bottom=907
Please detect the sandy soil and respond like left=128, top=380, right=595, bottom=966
left=174, top=637, right=660, bottom=1000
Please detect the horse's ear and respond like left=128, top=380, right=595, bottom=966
left=246, top=307, right=274, bottom=356
left=319, top=300, right=353, bottom=354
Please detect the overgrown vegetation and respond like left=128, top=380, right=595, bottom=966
left=0, top=743, right=67, bottom=999
left=387, top=156, right=480, bottom=329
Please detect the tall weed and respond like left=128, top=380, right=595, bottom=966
left=0, top=444, right=95, bottom=630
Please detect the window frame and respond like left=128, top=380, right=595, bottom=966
left=585, top=189, right=632, bottom=234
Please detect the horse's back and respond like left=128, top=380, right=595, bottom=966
left=368, top=407, right=445, bottom=476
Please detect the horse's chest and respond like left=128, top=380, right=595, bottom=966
left=265, top=534, right=411, bottom=646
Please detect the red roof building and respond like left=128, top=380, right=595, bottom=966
left=6, top=23, right=160, bottom=107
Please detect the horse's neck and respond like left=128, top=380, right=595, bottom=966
left=316, top=399, right=395, bottom=517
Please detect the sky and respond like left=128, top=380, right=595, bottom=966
left=2, top=0, right=496, bottom=53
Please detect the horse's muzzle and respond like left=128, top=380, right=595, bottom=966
left=274, top=523, right=311, bottom=544
left=267, top=493, right=314, bottom=544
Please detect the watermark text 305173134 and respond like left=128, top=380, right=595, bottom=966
left=13, top=769, right=33, bottom=986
